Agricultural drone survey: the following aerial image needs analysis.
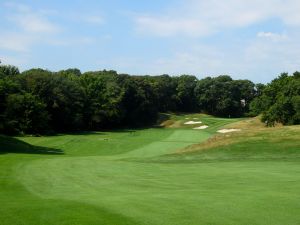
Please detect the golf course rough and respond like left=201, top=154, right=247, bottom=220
left=1, top=114, right=300, bottom=225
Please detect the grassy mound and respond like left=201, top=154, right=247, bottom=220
left=167, top=117, right=300, bottom=162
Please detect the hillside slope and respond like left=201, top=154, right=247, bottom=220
left=167, top=117, right=300, bottom=162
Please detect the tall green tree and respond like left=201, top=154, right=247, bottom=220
left=0, top=65, right=20, bottom=77
left=4, top=93, right=49, bottom=134
left=175, top=75, right=198, bottom=112
left=252, top=72, right=300, bottom=126
left=21, top=69, right=84, bottom=131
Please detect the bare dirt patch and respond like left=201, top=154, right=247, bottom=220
left=217, top=129, right=241, bottom=133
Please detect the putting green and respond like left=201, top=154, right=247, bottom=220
left=1, top=114, right=300, bottom=225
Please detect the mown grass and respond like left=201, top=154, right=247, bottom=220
left=0, top=114, right=300, bottom=225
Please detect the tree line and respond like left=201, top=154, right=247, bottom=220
left=0, top=64, right=299, bottom=134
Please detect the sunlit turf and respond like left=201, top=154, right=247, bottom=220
left=1, top=114, right=300, bottom=225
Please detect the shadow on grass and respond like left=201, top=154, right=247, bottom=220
left=0, top=135, right=63, bottom=155
left=38, top=131, right=107, bottom=137
left=42, top=130, right=139, bottom=136
left=151, top=113, right=172, bottom=128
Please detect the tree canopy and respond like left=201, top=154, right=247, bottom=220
left=250, top=72, right=300, bottom=126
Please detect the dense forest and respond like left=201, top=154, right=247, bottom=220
left=0, top=64, right=299, bottom=134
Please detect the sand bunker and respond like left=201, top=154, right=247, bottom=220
left=184, top=121, right=202, bottom=125
left=193, top=125, right=209, bottom=130
left=217, top=129, right=241, bottom=133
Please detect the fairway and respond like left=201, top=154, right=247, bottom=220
left=1, top=114, right=300, bottom=225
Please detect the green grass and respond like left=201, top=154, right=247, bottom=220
left=1, top=114, right=300, bottom=225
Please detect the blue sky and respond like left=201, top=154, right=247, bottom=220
left=1, top=0, right=300, bottom=83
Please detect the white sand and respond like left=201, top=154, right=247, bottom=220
left=193, top=125, right=209, bottom=130
left=217, top=129, right=241, bottom=133
left=184, top=121, right=202, bottom=125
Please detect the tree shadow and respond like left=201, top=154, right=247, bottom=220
left=156, top=113, right=171, bottom=123
left=0, top=135, right=64, bottom=155
left=66, top=130, right=138, bottom=134
left=39, top=131, right=107, bottom=137
left=151, top=113, right=172, bottom=128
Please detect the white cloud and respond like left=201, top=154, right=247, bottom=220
left=5, top=3, right=60, bottom=33
left=0, top=33, right=35, bottom=52
left=0, top=54, right=30, bottom=67
left=82, top=15, right=104, bottom=25
left=9, top=13, right=60, bottom=33
left=151, top=50, right=224, bottom=76
left=3, top=2, right=31, bottom=12
left=245, top=33, right=300, bottom=73
left=66, top=12, right=105, bottom=26
left=0, top=3, right=61, bottom=53
left=257, top=32, right=288, bottom=42
left=135, top=0, right=300, bottom=37
left=136, top=17, right=211, bottom=37
left=0, top=3, right=97, bottom=54
left=47, top=37, right=95, bottom=47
